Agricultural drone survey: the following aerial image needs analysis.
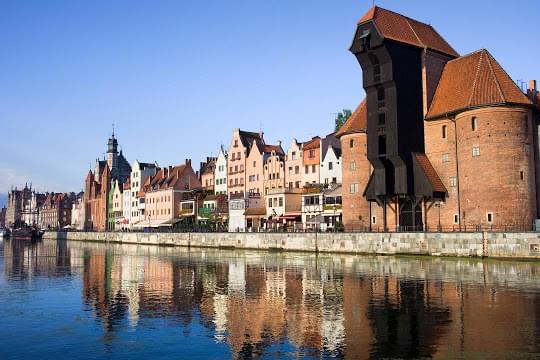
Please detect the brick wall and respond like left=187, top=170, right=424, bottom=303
left=425, top=106, right=537, bottom=230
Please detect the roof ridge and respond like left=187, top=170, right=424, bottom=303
left=468, top=50, right=485, bottom=107
left=405, top=17, right=424, bottom=48
left=446, top=49, right=486, bottom=63
left=484, top=50, right=506, bottom=102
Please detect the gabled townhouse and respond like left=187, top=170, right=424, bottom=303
left=140, top=160, right=201, bottom=229
left=214, top=146, right=228, bottom=196
left=199, top=157, right=217, bottom=193
left=122, top=178, right=131, bottom=230
left=285, top=139, right=304, bottom=191
left=263, top=144, right=301, bottom=229
left=320, top=133, right=342, bottom=185
left=302, top=137, right=322, bottom=185
left=227, top=129, right=265, bottom=232
left=130, top=160, right=158, bottom=228
left=111, top=178, right=124, bottom=230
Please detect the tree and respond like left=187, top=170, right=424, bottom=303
left=335, top=109, right=352, bottom=132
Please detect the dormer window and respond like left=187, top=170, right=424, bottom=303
left=360, top=30, right=371, bottom=52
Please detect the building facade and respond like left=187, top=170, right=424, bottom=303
left=84, top=131, right=131, bottom=231
left=302, top=137, right=321, bottom=185
left=200, top=157, right=217, bottom=193
left=285, top=139, right=304, bottom=191
left=129, top=161, right=158, bottom=228
left=39, top=193, right=74, bottom=230
left=320, top=133, right=342, bottom=185
left=141, top=160, right=201, bottom=228
left=214, top=146, right=228, bottom=196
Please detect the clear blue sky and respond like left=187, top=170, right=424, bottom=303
left=0, top=0, right=538, bottom=196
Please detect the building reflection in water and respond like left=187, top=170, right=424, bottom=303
left=2, top=239, right=539, bottom=359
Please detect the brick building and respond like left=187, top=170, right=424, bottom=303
left=343, top=6, right=539, bottom=231
left=84, top=131, right=131, bottom=231
left=39, top=193, right=75, bottom=230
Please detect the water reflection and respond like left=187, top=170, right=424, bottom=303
left=1, top=239, right=539, bottom=359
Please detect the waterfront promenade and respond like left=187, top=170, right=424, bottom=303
left=44, top=231, right=540, bottom=259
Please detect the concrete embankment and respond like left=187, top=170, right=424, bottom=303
left=43, top=231, right=540, bottom=259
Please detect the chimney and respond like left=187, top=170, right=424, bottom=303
left=528, top=80, right=538, bottom=102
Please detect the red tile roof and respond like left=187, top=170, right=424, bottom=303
left=426, top=49, right=532, bottom=119
left=302, top=137, right=321, bottom=151
left=143, top=165, right=188, bottom=193
left=358, top=7, right=458, bottom=57
left=413, top=153, right=447, bottom=194
left=262, top=144, right=284, bottom=155
left=336, top=99, right=367, bottom=138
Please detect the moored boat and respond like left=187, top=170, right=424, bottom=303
left=11, top=226, right=43, bottom=241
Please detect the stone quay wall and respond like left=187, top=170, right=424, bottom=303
left=42, top=231, right=540, bottom=259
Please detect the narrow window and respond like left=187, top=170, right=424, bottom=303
left=350, top=139, right=354, bottom=148
left=312, top=165, right=316, bottom=173
left=449, top=177, right=457, bottom=187
left=378, top=112, right=386, bottom=125
left=520, top=171, right=524, bottom=180
left=378, top=135, right=386, bottom=155
left=377, top=87, right=385, bottom=109
left=305, top=166, right=309, bottom=174
left=371, top=216, right=377, bottom=225
left=373, top=62, right=381, bottom=82
left=442, top=125, right=448, bottom=139
left=350, top=161, right=356, bottom=171
left=328, top=162, right=333, bottom=170
left=486, top=212, right=494, bottom=224
left=453, top=214, right=459, bottom=224
left=472, top=117, right=478, bottom=131
left=472, top=146, right=480, bottom=157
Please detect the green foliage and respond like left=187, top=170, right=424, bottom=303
left=335, top=109, right=352, bottom=132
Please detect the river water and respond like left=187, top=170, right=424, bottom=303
left=0, top=238, right=539, bottom=359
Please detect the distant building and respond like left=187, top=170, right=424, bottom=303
left=227, top=129, right=265, bottom=232
left=5, top=184, right=45, bottom=227
left=285, top=139, right=304, bottom=191
left=109, top=179, right=124, bottom=231
left=302, top=137, right=321, bottom=185
left=39, top=193, right=75, bottom=230
left=84, top=131, right=131, bottom=231
left=214, top=146, right=228, bottom=196
left=71, top=192, right=85, bottom=230
left=198, top=194, right=228, bottom=228
left=129, top=160, right=158, bottom=229
left=301, top=183, right=342, bottom=231
left=200, top=157, right=217, bottom=193
left=140, top=160, right=201, bottom=229
left=320, top=133, right=342, bottom=185
left=0, top=207, right=6, bottom=227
